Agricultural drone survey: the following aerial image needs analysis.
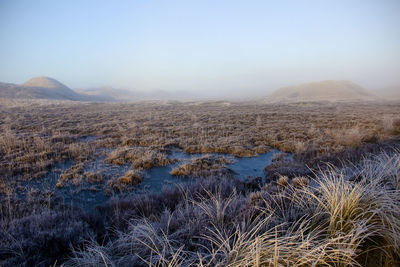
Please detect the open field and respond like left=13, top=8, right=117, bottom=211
left=1, top=100, right=400, bottom=181
left=0, top=99, right=400, bottom=266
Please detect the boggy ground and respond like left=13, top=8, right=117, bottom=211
left=0, top=99, right=400, bottom=266
left=1, top=141, right=399, bottom=266
left=1, top=100, right=399, bottom=193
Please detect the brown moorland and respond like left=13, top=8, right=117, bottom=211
left=0, top=99, right=399, bottom=194
left=0, top=99, right=400, bottom=266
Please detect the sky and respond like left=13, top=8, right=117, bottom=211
left=0, top=0, right=399, bottom=97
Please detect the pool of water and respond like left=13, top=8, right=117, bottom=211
left=227, top=149, right=280, bottom=181
left=19, top=148, right=281, bottom=210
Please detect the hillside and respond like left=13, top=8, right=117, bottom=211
left=264, top=80, right=378, bottom=103
left=0, top=76, right=119, bottom=101
left=0, top=76, right=84, bottom=101
left=378, top=86, right=400, bottom=100
left=23, top=76, right=70, bottom=90
left=0, top=77, right=143, bottom=102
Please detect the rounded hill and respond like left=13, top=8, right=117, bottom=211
left=23, top=76, right=70, bottom=90
left=265, top=80, right=378, bottom=103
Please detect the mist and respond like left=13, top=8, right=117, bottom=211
left=1, top=0, right=400, bottom=97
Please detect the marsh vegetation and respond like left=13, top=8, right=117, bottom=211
left=0, top=99, right=399, bottom=266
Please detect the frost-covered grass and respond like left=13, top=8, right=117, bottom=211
left=66, top=150, right=400, bottom=267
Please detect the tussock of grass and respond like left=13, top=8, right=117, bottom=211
left=106, top=147, right=173, bottom=169
left=69, top=241, right=115, bottom=267
left=107, top=169, right=143, bottom=193
left=170, top=156, right=232, bottom=178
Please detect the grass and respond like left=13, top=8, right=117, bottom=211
left=0, top=100, right=400, bottom=265
left=170, top=155, right=232, bottom=177
left=106, top=147, right=173, bottom=169
left=1, top=101, right=399, bottom=191
left=107, top=169, right=143, bottom=193
left=64, top=149, right=400, bottom=267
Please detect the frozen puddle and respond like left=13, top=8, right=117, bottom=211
left=227, top=149, right=280, bottom=181
left=19, top=149, right=281, bottom=210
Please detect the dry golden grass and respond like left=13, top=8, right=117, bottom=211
left=276, top=176, right=289, bottom=188
left=106, top=169, right=143, bottom=193
left=291, top=176, right=309, bottom=188
left=106, top=147, right=173, bottom=169
left=170, top=155, right=232, bottom=177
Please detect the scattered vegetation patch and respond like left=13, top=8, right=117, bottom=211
left=265, top=152, right=311, bottom=182
left=85, top=172, right=104, bottom=184
left=57, top=162, right=86, bottom=187
left=106, top=147, right=174, bottom=169
left=170, top=155, right=233, bottom=177
left=106, top=169, right=143, bottom=193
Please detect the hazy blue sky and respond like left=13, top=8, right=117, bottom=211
left=0, top=0, right=399, bottom=96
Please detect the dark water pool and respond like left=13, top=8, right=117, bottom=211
left=227, top=150, right=280, bottom=180
left=19, top=149, right=281, bottom=210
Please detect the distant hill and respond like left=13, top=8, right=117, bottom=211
left=0, top=76, right=121, bottom=101
left=79, top=87, right=171, bottom=101
left=78, top=86, right=134, bottom=101
left=377, top=86, right=400, bottom=100
left=0, top=76, right=84, bottom=101
left=0, top=76, right=170, bottom=102
left=264, top=80, right=378, bottom=103
left=23, top=76, right=70, bottom=90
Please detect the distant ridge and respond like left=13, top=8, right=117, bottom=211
left=0, top=76, right=104, bottom=101
left=378, top=86, right=400, bottom=100
left=79, top=86, right=171, bottom=101
left=23, top=76, right=70, bottom=90
left=0, top=76, right=163, bottom=102
left=78, top=86, right=135, bottom=101
left=21, top=76, right=82, bottom=100
left=264, top=80, right=378, bottom=103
